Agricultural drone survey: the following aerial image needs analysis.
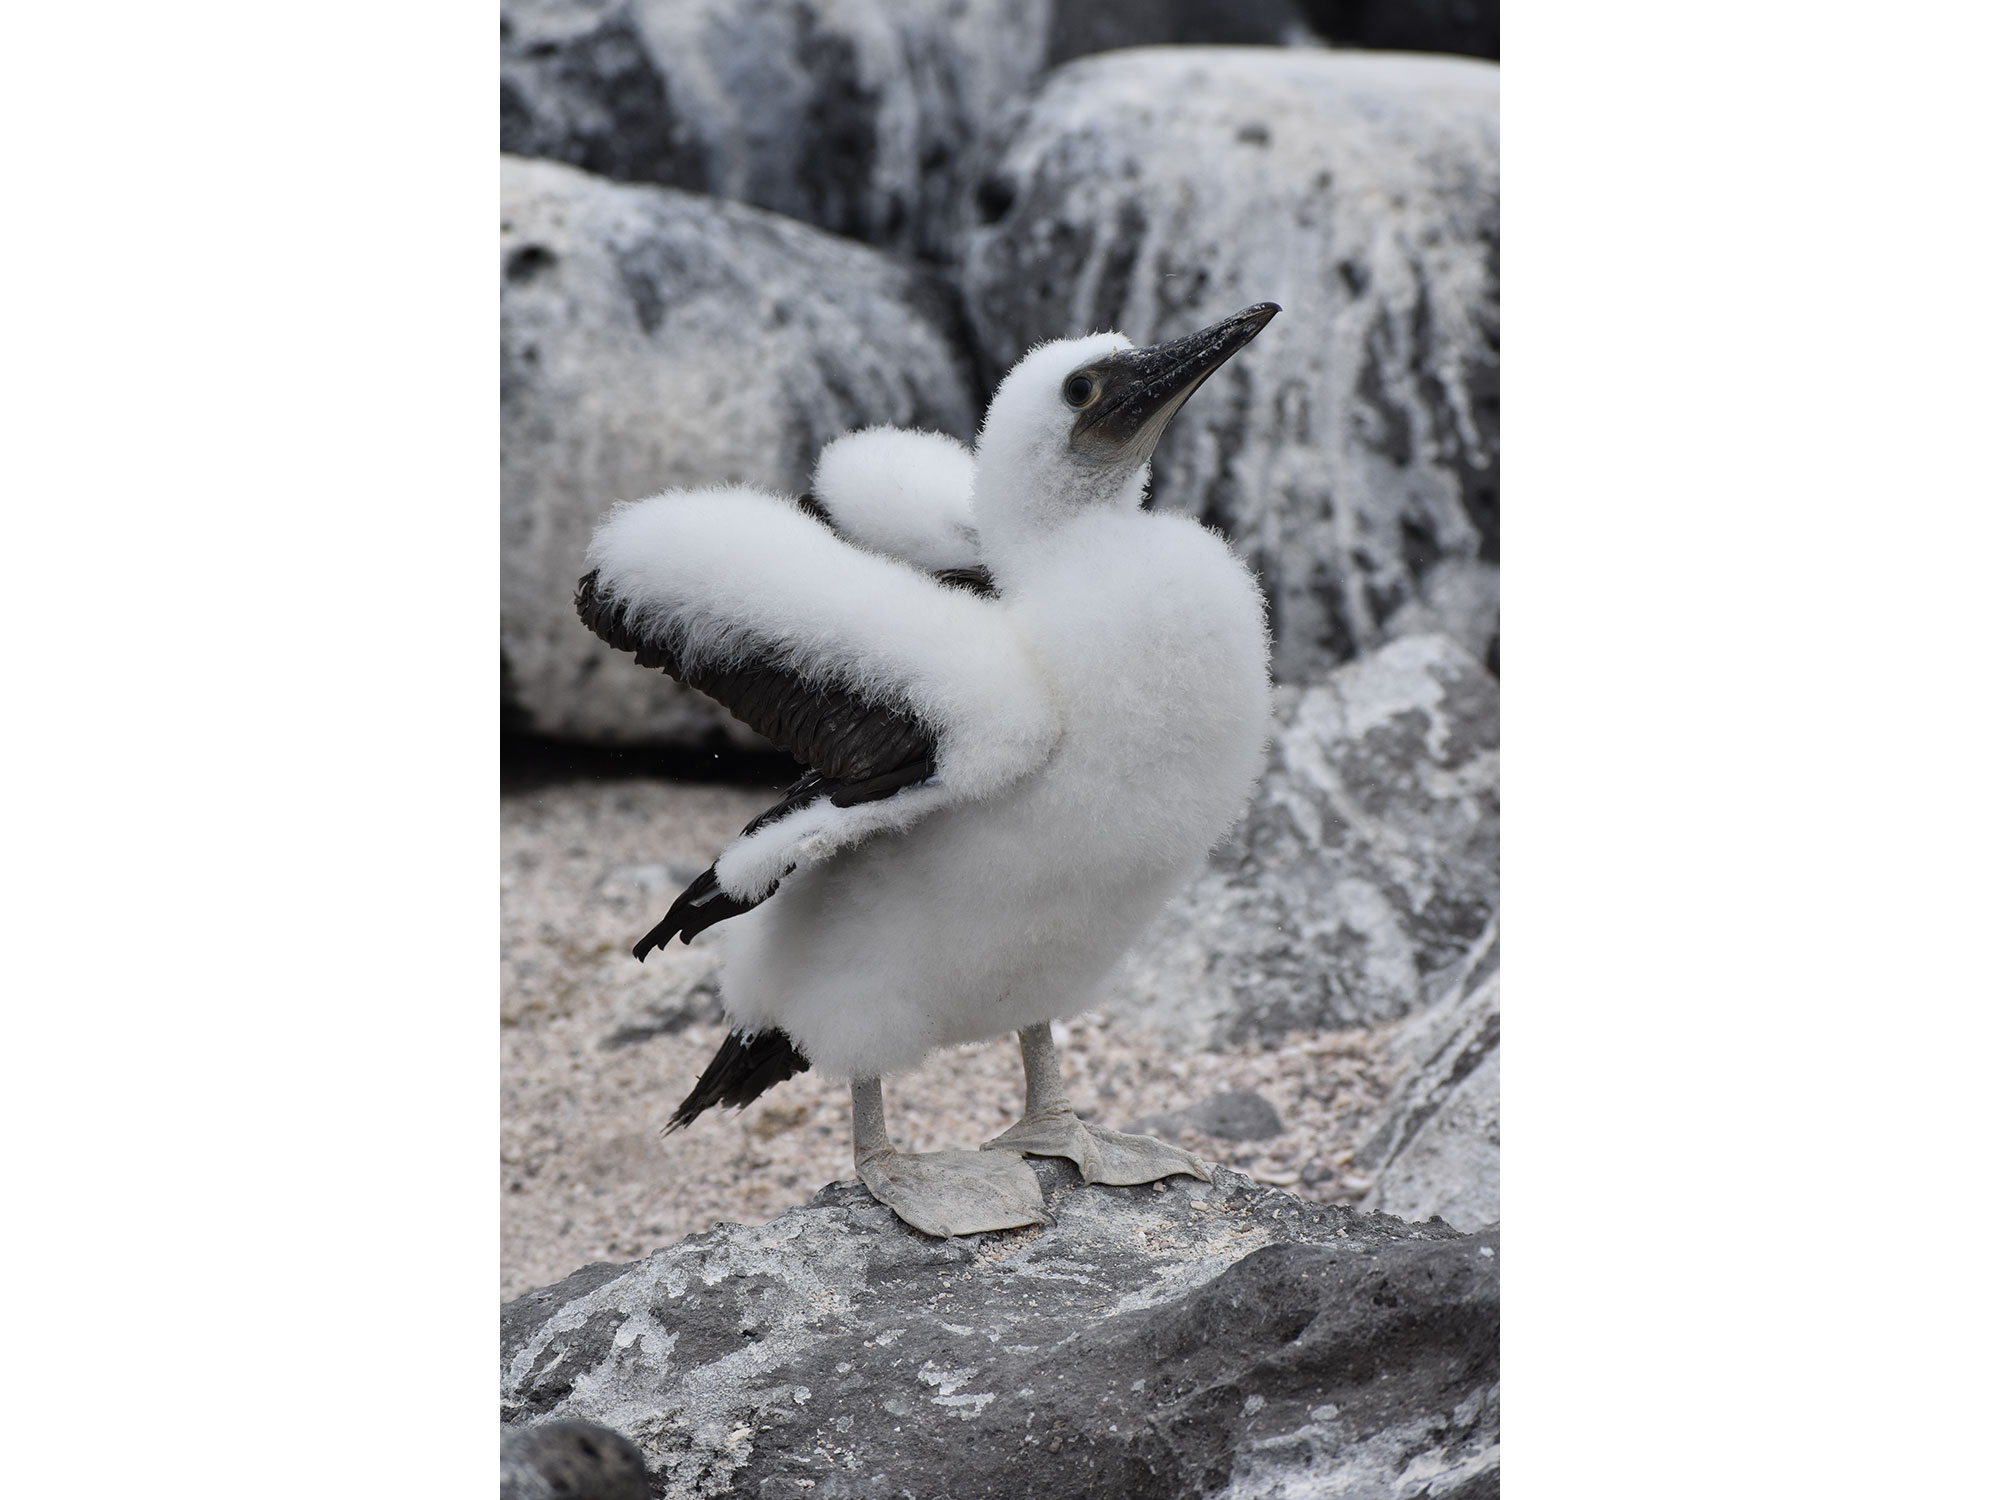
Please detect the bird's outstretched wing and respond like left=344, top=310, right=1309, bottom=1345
left=798, top=427, right=984, bottom=576
left=577, top=484, right=1058, bottom=957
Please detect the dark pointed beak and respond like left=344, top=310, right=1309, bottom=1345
left=1068, top=302, right=1280, bottom=465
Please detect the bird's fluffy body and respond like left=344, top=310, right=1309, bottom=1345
left=723, top=503, right=1270, bottom=1079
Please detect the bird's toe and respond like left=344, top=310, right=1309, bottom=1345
left=1073, top=1123, right=1213, bottom=1187
left=983, top=1111, right=1211, bottom=1186
left=981, top=1110, right=1104, bottom=1180
left=856, top=1148, right=1050, bottom=1239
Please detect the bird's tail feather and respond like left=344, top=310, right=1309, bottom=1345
left=663, top=1027, right=811, bottom=1134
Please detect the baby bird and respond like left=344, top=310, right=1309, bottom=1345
left=577, top=304, right=1279, bottom=1236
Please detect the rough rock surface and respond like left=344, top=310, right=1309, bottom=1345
left=1114, top=633, right=1498, bottom=1043
left=502, top=1418, right=650, bottom=1500
left=1359, top=920, right=1499, bottom=1230
left=500, top=0, right=1312, bottom=259
left=502, top=156, right=976, bottom=744
left=502, top=1162, right=1499, bottom=1498
left=956, top=47, right=1499, bottom=680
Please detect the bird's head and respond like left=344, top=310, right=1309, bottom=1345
left=971, top=302, right=1279, bottom=562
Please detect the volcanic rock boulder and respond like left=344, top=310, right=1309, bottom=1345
left=502, top=155, right=976, bottom=744
left=501, top=1162, right=1499, bottom=1498
left=956, top=47, right=1499, bottom=681
left=1360, top=918, right=1500, bottom=1230
left=500, top=0, right=1313, bottom=258
left=1117, top=633, right=1498, bottom=1042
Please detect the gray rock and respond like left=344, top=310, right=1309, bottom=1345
left=502, top=156, right=977, bottom=744
left=1043, top=0, right=1317, bottom=66
left=1116, top=633, right=1498, bottom=1043
left=501, top=1162, right=1497, bottom=1498
left=1129, top=1088, right=1285, bottom=1143
left=955, top=47, right=1499, bottom=681
left=1359, top=919, right=1500, bottom=1230
left=1383, top=554, right=1500, bottom=676
left=600, top=972, right=724, bottom=1051
left=500, top=1, right=1312, bottom=258
left=502, top=1418, right=650, bottom=1500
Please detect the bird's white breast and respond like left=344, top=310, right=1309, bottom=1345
left=1003, top=507, right=1271, bottom=877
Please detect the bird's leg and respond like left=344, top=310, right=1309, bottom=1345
left=1019, top=1018, right=1069, bottom=1116
left=849, top=1076, right=1050, bottom=1239
left=982, top=1022, right=1212, bottom=1187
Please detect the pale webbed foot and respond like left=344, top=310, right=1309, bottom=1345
left=982, top=1106, right=1213, bottom=1187
left=855, top=1146, right=1052, bottom=1238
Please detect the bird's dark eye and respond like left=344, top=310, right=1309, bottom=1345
left=1063, top=373, right=1096, bottom=408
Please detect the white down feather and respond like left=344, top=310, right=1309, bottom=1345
left=809, top=427, right=978, bottom=571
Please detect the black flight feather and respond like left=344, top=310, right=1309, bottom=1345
left=575, top=569, right=937, bottom=784
left=933, top=564, right=997, bottom=597
left=662, top=1026, right=812, bottom=1134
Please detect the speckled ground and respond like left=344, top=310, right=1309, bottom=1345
left=502, top=775, right=1394, bottom=1302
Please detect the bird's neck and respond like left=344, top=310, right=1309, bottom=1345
left=973, top=464, right=1150, bottom=584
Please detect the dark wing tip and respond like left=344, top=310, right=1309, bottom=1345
left=633, top=865, right=768, bottom=959
left=574, top=568, right=608, bottom=630
left=576, top=567, right=674, bottom=668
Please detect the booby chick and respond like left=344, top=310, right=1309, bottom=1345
left=576, top=303, right=1279, bottom=1237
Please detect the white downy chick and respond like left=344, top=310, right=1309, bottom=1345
left=577, top=303, right=1282, bottom=1237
